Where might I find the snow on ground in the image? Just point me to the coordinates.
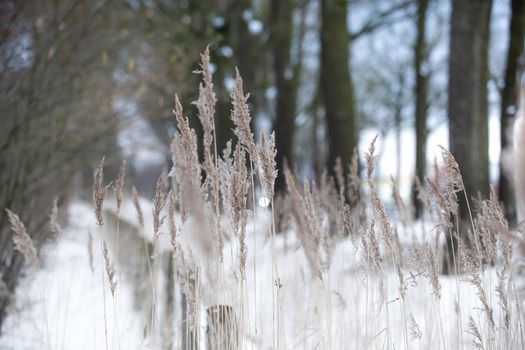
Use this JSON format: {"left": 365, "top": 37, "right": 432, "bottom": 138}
{"left": 0, "top": 198, "right": 522, "bottom": 349}
{"left": 0, "top": 202, "right": 144, "bottom": 350}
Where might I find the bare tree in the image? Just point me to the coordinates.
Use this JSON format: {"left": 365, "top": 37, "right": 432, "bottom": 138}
{"left": 0, "top": 0, "right": 122, "bottom": 328}
{"left": 446, "top": 0, "right": 492, "bottom": 273}
{"left": 271, "top": 0, "right": 301, "bottom": 193}
{"left": 412, "top": 0, "right": 429, "bottom": 218}
{"left": 499, "top": 0, "right": 525, "bottom": 224}
{"left": 320, "top": 0, "right": 357, "bottom": 190}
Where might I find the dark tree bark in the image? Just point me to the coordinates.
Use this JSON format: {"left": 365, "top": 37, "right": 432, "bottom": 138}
{"left": 394, "top": 71, "right": 405, "bottom": 186}
{"left": 271, "top": 0, "right": 298, "bottom": 194}
{"left": 209, "top": 0, "right": 259, "bottom": 155}
{"left": 320, "top": 0, "right": 358, "bottom": 187}
{"left": 445, "top": 0, "right": 492, "bottom": 273}
{"left": 211, "top": 48, "right": 235, "bottom": 154}
{"left": 412, "top": 0, "right": 429, "bottom": 219}
{"left": 231, "top": 0, "right": 257, "bottom": 103}
{"left": 499, "top": 0, "right": 525, "bottom": 225}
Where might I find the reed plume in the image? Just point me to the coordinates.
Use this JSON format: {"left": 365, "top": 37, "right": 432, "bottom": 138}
{"left": 5, "top": 209, "right": 39, "bottom": 270}
{"left": 230, "top": 68, "right": 257, "bottom": 164}
{"left": 219, "top": 142, "right": 250, "bottom": 278}
{"left": 171, "top": 94, "right": 202, "bottom": 222}
{"left": 103, "top": 241, "right": 117, "bottom": 297}
{"left": 193, "top": 46, "right": 220, "bottom": 206}
{"left": 285, "top": 167, "right": 323, "bottom": 280}
{"left": 257, "top": 131, "right": 278, "bottom": 201}
{"left": 93, "top": 156, "right": 112, "bottom": 226}
{"left": 152, "top": 173, "right": 166, "bottom": 245}
{"left": 115, "top": 160, "right": 126, "bottom": 215}
{"left": 167, "top": 189, "right": 178, "bottom": 255}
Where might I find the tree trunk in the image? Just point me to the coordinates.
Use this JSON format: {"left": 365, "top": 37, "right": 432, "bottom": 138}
{"left": 394, "top": 71, "right": 405, "bottom": 187}
{"left": 211, "top": 48, "right": 235, "bottom": 154}
{"left": 320, "top": 0, "right": 358, "bottom": 188}
{"left": 499, "top": 0, "right": 525, "bottom": 225}
{"left": 412, "top": 0, "right": 429, "bottom": 219}
{"left": 445, "top": 0, "right": 492, "bottom": 274}
{"left": 271, "top": 0, "right": 298, "bottom": 194}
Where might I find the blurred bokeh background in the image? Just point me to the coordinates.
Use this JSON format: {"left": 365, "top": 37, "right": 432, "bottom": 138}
{"left": 0, "top": 0, "right": 523, "bottom": 332}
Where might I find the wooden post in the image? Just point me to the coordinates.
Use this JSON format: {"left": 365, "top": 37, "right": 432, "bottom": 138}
{"left": 206, "top": 305, "right": 238, "bottom": 350}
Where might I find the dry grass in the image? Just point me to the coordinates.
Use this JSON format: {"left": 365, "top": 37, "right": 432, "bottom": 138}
{"left": 5, "top": 209, "right": 39, "bottom": 271}
{"left": 5, "top": 48, "right": 525, "bottom": 350}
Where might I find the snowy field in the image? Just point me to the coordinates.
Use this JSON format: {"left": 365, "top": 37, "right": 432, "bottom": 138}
{"left": 1, "top": 195, "right": 523, "bottom": 350}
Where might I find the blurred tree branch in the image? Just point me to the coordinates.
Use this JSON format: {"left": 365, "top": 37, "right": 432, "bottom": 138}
{"left": 349, "top": 0, "right": 415, "bottom": 41}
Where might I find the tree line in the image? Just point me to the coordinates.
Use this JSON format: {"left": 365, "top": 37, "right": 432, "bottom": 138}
{"left": 0, "top": 0, "right": 524, "bottom": 330}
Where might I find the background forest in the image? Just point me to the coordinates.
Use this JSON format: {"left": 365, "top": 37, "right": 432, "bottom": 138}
{"left": 1, "top": 0, "right": 525, "bottom": 349}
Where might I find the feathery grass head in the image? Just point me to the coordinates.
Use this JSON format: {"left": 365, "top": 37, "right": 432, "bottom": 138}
{"left": 426, "top": 243, "right": 441, "bottom": 300}
{"left": 167, "top": 189, "right": 178, "bottom": 256}
{"left": 231, "top": 68, "right": 257, "bottom": 163}
{"left": 103, "top": 241, "right": 117, "bottom": 297}
{"left": 347, "top": 148, "right": 360, "bottom": 203}
{"left": 467, "top": 316, "right": 485, "bottom": 350}
{"left": 365, "top": 135, "right": 378, "bottom": 181}
{"left": 466, "top": 270, "right": 495, "bottom": 331}
{"left": 5, "top": 209, "right": 38, "bottom": 270}
{"left": 192, "top": 45, "right": 217, "bottom": 154}
{"left": 219, "top": 142, "right": 250, "bottom": 237}
{"left": 365, "top": 136, "right": 395, "bottom": 250}
{"left": 171, "top": 94, "right": 202, "bottom": 222}
{"left": 257, "top": 131, "right": 278, "bottom": 201}
{"left": 438, "top": 146, "right": 464, "bottom": 215}
{"left": 496, "top": 268, "right": 510, "bottom": 329}
{"left": 93, "top": 156, "right": 112, "bottom": 226}
{"left": 362, "top": 219, "right": 382, "bottom": 273}
{"left": 152, "top": 172, "right": 166, "bottom": 243}
{"left": 285, "top": 166, "right": 324, "bottom": 280}
{"left": 115, "top": 160, "right": 126, "bottom": 215}
{"left": 193, "top": 47, "right": 221, "bottom": 214}
{"left": 219, "top": 142, "right": 250, "bottom": 278}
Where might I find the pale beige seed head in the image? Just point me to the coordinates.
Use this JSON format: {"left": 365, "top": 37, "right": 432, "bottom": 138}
{"left": 115, "top": 160, "right": 126, "bottom": 215}
{"left": 167, "top": 189, "right": 177, "bottom": 255}
{"left": 230, "top": 68, "right": 257, "bottom": 164}
{"left": 93, "top": 156, "right": 112, "bottom": 226}
{"left": 5, "top": 209, "right": 38, "bottom": 270}
{"left": 152, "top": 173, "right": 166, "bottom": 242}
{"left": 257, "top": 131, "right": 278, "bottom": 201}
{"left": 103, "top": 241, "right": 117, "bottom": 297}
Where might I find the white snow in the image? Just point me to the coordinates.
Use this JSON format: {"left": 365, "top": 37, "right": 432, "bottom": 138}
{"left": 1, "top": 198, "right": 521, "bottom": 349}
